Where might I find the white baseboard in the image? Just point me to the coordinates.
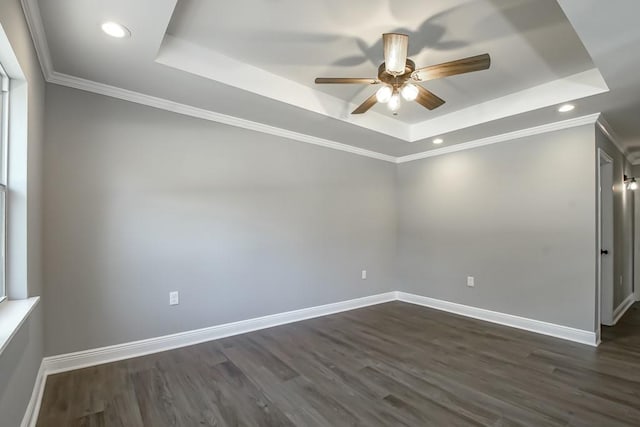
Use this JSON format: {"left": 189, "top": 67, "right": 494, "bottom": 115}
{"left": 21, "top": 291, "right": 395, "bottom": 426}
{"left": 23, "top": 290, "right": 601, "bottom": 425}
{"left": 20, "top": 360, "right": 46, "bottom": 427}
{"left": 43, "top": 292, "right": 396, "bottom": 376}
{"left": 396, "top": 292, "right": 598, "bottom": 347}
{"left": 612, "top": 293, "right": 636, "bottom": 325}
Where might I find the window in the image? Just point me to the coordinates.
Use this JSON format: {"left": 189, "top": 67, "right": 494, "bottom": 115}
{"left": 0, "top": 62, "right": 7, "bottom": 303}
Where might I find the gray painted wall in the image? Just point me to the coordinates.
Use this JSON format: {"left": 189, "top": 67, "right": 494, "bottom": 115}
{"left": 596, "top": 128, "right": 634, "bottom": 308}
{"left": 43, "top": 85, "right": 633, "bottom": 358}
{"left": 0, "top": 305, "right": 43, "bottom": 426}
{"left": 41, "top": 81, "right": 637, "bottom": 361}
{"left": 0, "top": 0, "right": 45, "bottom": 425}
{"left": 43, "top": 84, "right": 397, "bottom": 356}
{"left": 396, "top": 125, "right": 597, "bottom": 331}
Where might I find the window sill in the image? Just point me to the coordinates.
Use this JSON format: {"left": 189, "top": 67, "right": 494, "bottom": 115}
{"left": 0, "top": 296, "right": 40, "bottom": 356}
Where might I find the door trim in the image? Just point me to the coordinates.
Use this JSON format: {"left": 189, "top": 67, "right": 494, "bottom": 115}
{"left": 596, "top": 148, "right": 614, "bottom": 342}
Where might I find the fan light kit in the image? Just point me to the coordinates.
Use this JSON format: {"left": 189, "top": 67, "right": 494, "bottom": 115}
{"left": 101, "top": 21, "right": 131, "bottom": 38}
{"left": 388, "top": 91, "right": 401, "bottom": 113}
{"left": 400, "top": 84, "right": 419, "bottom": 101}
{"left": 315, "top": 33, "right": 491, "bottom": 115}
{"left": 375, "top": 86, "right": 392, "bottom": 103}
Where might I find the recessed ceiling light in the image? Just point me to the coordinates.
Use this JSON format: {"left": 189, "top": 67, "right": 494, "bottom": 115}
{"left": 101, "top": 21, "right": 131, "bottom": 38}
{"left": 433, "top": 138, "right": 444, "bottom": 144}
{"left": 558, "top": 104, "right": 575, "bottom": 113}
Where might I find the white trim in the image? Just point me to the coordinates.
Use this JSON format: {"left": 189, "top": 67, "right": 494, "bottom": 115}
{"left": 0, "top": 297, "right": 39, "bottom": 355}
{"left": 21, "top": 0, "right": 396, "bottom": 164}
{"left": 409, "top": 69, "right": 608, "bottom": 142}
{"left": 47, "top": 71, "right": 396, "bottom": 164}
{"left": 20, "top": 0, "right": 53, "bottom": 80}
{"left": 47, "top": 69, "right": 604, "bottom": 166}
{"left": 23, "top": 290, "right": 602, "bottom": 424}
{"left": 40, "top": 290, "right": 599, "bottom": 375}
{"left": 156, "top": 35, "right": 608, "bottom": 145}
{"left": 20, "top": 0, "right": 613, "bottom": 166}
{"left": 156, "top": 35, "right": 409, "bottom": 141}
{"left": 396, "top": 113, "right": 601, "bottom": 163}
{"left": 43, "top": 292, "right": 396, "bottom": 375}
{"left": 597, "top": 116, "right": 631, "bottom": 162}
{"left": 20, "top": 360, "right": 45, "bottom": 427}
{"left": 39, "top": 69, "right": 610, "bottom": 168}
{"left": 396, "top": 292, "right": 598, "bottom": 346}
{"left": 612, "top": 293, "right": 636, "bottom": 325}
{"left": 597, "top": 148, "right": 615, "bottom": 332}
{"left": 596, "top": 148, "right": 602, "bottom": 340}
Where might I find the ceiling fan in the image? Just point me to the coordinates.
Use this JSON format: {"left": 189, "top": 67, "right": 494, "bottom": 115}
{"left": 315, "top": 33, "right": 491, "bottom": 115}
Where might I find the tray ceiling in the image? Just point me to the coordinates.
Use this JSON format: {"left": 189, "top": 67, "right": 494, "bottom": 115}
{"left": 24, "top": 0, "right": 640, "bottom": 161}
{"left": 167, "top": 0, "right": 596, "bottom": 124}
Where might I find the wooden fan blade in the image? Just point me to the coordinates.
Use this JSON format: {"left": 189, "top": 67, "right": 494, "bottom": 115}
{"left": 415, "top": 85, "right": 445, "bottom": 110}
{"left": 315, "top": 77, "right": 379, "bottom": 84}
{"left": 352, "top": 93, "right": 378, "bottom": 114}
{"left": 412, "top": 54, "right": 491, "bottom": 82}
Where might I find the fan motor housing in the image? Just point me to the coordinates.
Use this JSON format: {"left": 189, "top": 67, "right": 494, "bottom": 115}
{"left": 378, "top": 59, "right": 416, "bottom": 87}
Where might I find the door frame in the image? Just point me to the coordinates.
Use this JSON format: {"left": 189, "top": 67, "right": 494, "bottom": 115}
{"left": 596, "top": 148, "right": 614, "bottom": 342}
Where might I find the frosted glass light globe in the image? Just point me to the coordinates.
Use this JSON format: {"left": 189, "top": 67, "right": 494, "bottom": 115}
{"left": 400, "top": 83, "right": 419, "bottom": 101}
{"left": 376, "top": 86, "right": 393, "bottom": 103}
{"left": 388, "top": 92, "right": 401, "bottom": 112}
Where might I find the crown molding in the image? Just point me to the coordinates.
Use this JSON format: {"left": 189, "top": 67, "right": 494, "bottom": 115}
{"left": 21, "top": 0, "right": 397, "bottom": 164}
{"left": 596, "top": 115, "right": 633, "bottom": 164}
{"left": 408, "top": 68, "right": 608, "bottom": 142}
{"left": 20, "top": 0, "right": 53, "bottom": 79}
{"left": 48, "top": 71, "right": 397, "bottom": 163}
{"left": 36, "top": 66, "right": 611, "bottom": 167}
{"left": 17, "top": 0, "right": 618, "bottom": 166}
{"left": 396, "top": 113, "right": 601, "bottom": 163}
{"left": 45, "top": 69, "right": 607, "bottom": 166}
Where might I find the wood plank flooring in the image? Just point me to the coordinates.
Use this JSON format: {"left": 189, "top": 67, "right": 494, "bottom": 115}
{"left": 37, "top": 301, "right": 640, "bottom": 426}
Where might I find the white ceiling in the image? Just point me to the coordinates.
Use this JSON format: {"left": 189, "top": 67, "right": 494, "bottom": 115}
{"left": 167, "top": 0, "right": 594, "bottom": 124}
{"left": 26, "top": 0, "right": 640, "bottom": 160}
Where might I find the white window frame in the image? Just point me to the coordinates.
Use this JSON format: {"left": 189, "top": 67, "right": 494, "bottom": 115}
{"left": 0, "top": 22, "right": 41, "bottom": 360}
{"left": 0, "top": 62, "right": 7, "bottom": 304}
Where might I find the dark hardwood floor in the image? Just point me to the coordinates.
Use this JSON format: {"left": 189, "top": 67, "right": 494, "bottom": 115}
{"left": 37, "top": 301, "right": 640, "bottom": 426}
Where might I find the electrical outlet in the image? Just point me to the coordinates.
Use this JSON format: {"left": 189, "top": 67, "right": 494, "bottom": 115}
{"left": 169, "top": 291, "right": 179, "bottom": 306}
{"left": 467, "top": 276, "right": 475, "bottom": 287}
{"left": 361, "top": 270, "right": 367, "bottom": 280}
